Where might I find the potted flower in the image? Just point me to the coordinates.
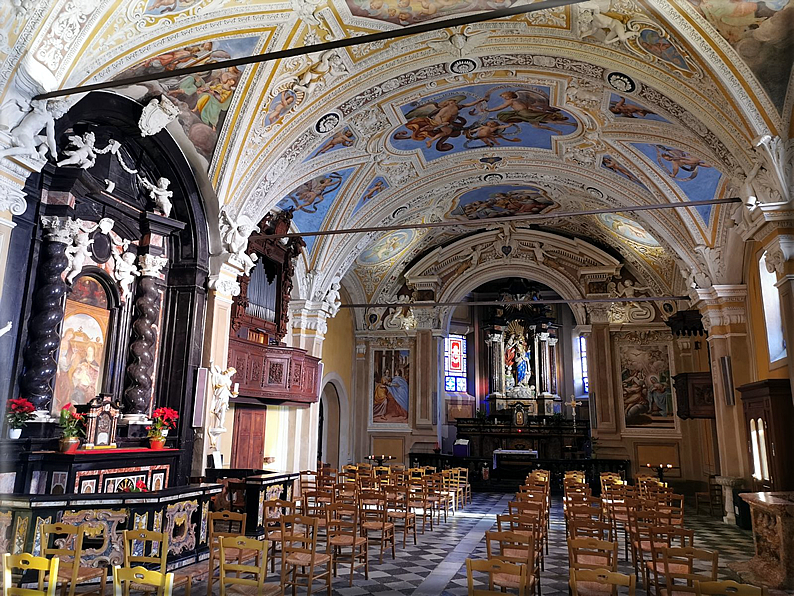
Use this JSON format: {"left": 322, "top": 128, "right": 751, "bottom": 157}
{"left": 147, "top": 407, "right": 178, "bottom": 450}
{"left": 58, "top": 403, "right": 84, "bottom": 453}
{"left": 6, "top": 397, "right": 35, "bottom": 439}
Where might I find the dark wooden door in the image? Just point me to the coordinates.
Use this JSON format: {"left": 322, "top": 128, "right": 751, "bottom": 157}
{"left": 231, "top": 406, "right": 267, "bottom": 469}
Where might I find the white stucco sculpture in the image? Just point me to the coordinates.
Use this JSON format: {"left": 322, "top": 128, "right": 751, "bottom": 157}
{"left": 138, "top": 175, "right": 173, "bottom": 218}
{"left": 64, "top": 231, "right": 93, "bottom": 285}
{"left": 0, "top": 99, "right": 64, "bottom": 162}
{"left": 112, "top": 242, "right": 140, "bottom": 302}
{"left": 578, "top": 0, "right": 639, "bottom": 44}
{"left": 323, "top": 280, "right": 341, "bottom": 316}
{"left": 57, "top": 132, "right": 99, "bottom": 169}
{"left": 210, "top": 364, "right": 237, "bottom": 432}
{"left": 219, "top": 210, "right": 260, "bottom": 275}
{"left": 138, "top": 96, "right": 180, "bottom": 137}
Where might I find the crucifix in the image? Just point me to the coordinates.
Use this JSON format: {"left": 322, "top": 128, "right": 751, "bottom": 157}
{"left": 566, "top": 394, "right": 582, "bottom": 424}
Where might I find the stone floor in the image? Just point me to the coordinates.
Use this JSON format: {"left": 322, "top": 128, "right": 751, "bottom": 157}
{"left": 178, "top": 492, "right": 756, "bottom": 596}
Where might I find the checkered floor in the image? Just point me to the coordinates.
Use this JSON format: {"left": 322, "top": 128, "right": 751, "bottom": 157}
{"left": 182, "top": 493, "right": 756, "bottom": 595}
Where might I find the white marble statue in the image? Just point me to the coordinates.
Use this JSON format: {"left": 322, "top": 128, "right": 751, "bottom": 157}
{"left": 112, "top": 243, "right": 140, "bottom": 302}
{"left": 57, "top": 132, "right": 99, "bottom": 169}
{"left": 291, "top": 48, "right": 347, "bottom": 95}
{"left": 138, "top": 175, "right": 173, "bottom": 218}
{"left": 64, "top": 231, "right": 93, "bottom": 284}
{"left": 219, "top": 210, "right": 259, "bottom": 275}
{"left": 210, "top": 364, "right": 237, "bottom": 431}
{"left": 578, "top": 0, "right": 639, "bottom": 44}
{"left": 324, "top": 280, "right": 341, "bottom": 316}
{"left": 0, "top": 99, "right": 64, "bottom": 162}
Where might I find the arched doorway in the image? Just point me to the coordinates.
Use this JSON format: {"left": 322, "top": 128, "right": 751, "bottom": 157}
{"left": 319, "top": 383, "right": 341, "bottom": 469}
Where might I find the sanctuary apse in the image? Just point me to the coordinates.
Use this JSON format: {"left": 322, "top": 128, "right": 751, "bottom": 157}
{"left": 0, "top": 0, "right": 791, "bottom": 590}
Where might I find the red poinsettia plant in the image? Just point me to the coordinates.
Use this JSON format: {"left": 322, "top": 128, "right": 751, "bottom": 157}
{"left": 119, "top": 480, "right": 148, "bottom": 493}
{"left": 6, "top": 397, "right": 35, "bottom": 429}
{"left": 59, "top": 403, "right": 84, "bottom": 439}
{"left": 146, "top": 407, "right": 179, "bottom": 440}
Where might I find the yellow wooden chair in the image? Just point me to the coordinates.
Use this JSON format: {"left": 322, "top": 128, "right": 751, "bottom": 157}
{"left": 206, "top": 511, "right": 256, "bottom": 596}
{"left": 41, "top": 522, "right": 107, "bottom": 596}
{"left": 694, "top": 581, "right": 767, "bottom": 596}
{"left": 570, "top": 568, "right": 636, "bottom": 596}
{"left": 218, "top": 536, "right": 280, "bottom": 596}
{"left": 280, "top": 515, "right": 332, "bottom": 596}
{"left": 465, "top": 558, "right": 529, "bottom": 596}
{"left": 112, "top": 567, "right": 172, "bottom": 596}
{"left": 122, "top": 529, "right": 191, "bottom": 596}
{"left": 2, "top": 553, "right": 58, "bottom": 596}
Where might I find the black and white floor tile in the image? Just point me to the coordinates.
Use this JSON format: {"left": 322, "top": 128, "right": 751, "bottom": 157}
{"left": 183, "top": 493, "right": 756, "bottom": 595}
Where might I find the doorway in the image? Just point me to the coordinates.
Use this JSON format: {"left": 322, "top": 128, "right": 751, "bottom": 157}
{"left": 319, "top": 383, "right": 341, "bottom": 469}
{"left": 230, "top": 405, "right": 266, "bottom": 469}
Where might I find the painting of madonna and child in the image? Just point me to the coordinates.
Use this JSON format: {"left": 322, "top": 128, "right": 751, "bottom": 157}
{"left": 618, "top": 344, "right": 675, "bottom": 429}
{"left": 372, "top": 350, "right": 410, "bottom": 424}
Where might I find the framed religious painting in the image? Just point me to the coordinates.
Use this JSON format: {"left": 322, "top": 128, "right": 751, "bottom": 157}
{"left": 614, "top": 333, "right": 678, "bottom": 433}
{"left": 370, "top": 348, "right": 411, "bottom": 430}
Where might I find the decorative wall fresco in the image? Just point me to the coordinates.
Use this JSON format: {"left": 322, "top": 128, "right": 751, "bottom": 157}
{"left": 372, "top": 349, "right": 410, "bottom": 424}
{"left": 618, "top": 344, "right": 675, "bottom": 429}
{"left": 597, "top": 213, "right": 660, "bottom": 247}
{"left": 347, "top": 0, "right": 519, "bottom": 26}
{"left": 608, "top": 94, "right": 668, "bottom": 122}
{"left": 633, "top": 143, "right": 723, "bottom": 223}
{"left": 357, "top": 229, "right": 416, "bottom": 264}
{"left": 308, "top": 128, "right": 356, "bottom": 160}
{"left": 635, "top": 28, "right": 692, "bottom": 72}
{"left": 352, "top": 176, "right": 389, "bottom": 215}
{"left": 601, "top": 155, "right": 647, "bottom": 188}
{"left": 144, "top": 0, "right": 201, "bottom": 16}
{"left": 118, "top": 37, "right": 259, "bottom": 163}
{"left": 391, "top": 84, "right": 577, "bottom": 160}
{"left": 275, "top": 167, "right": 356, "bottom": 253}
{"left": 446, "top": 184, "right": 558, "bottom": 221}
{"left": 687, "top": 0, "right": 794, "bottom": 110}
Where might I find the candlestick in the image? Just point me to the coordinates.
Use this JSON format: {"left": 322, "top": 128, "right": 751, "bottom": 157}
{"left": 233, "top": 382, "right": 239, "bottom": 394}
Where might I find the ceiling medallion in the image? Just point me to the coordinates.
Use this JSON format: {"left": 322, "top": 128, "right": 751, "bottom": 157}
{"left": 449, "top": 58, "right": 478, "bottom": 75}
{"left": 482, "top": 173, "right": 504, "bottom": 182}
{"left": 315, "top": 112, "right": 341, "bottom": 134}
{"left": 606, "top": 72, "right": 637, "bottom": 94}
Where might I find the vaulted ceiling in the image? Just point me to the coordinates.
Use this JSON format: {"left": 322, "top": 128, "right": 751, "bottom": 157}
{"left": 2, "top": 0, "right": 791, "bottom": 304}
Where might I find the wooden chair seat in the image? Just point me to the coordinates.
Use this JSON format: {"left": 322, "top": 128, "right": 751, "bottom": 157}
{"left": 131, "top": 574, "right": 191, "bottom": 592}
{"left": 362, "top": 521, "right": 394, "bottom": 531}
{"left": 329, "top": 534, "right": 366, "bottom": 547}
{"left": 284, "top": 552, "right": 331, "bottom": 567}
{"left": 577, "top": 554, "right": 612, "bottom": 567}
{"left": 645, "top": 560, "right": 689, "bottom": 575}
{"left": 493, "top": 572, "right": 536, "bottom": 590}
{"left": 56, "top": 565, "right": 105, "bottom": 583}
{"left": 222, "top": 547, "right": 260, "bottom": 562}
{"left": 632, "top": 540, "right": 666, "bottom": 552}
{"left": 221, "top": 582, "right": 281, "bottom": 596}
{"left": 574, "top": 581, "right": 615, "bottom": 596}
{"left": 387, "top": 511, "right": 415, "bottom": 520}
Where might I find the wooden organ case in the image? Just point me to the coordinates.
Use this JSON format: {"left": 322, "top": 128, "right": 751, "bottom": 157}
{"left": 227, "top": 211, "right": 321, "bottom": 404}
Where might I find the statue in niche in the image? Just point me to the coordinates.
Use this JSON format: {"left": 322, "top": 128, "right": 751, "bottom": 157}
{"left": 516, "top": 341, "right": 532, "bottom": 386}
{"left": 504, "top": 321, "right": 532, "bottom": 388}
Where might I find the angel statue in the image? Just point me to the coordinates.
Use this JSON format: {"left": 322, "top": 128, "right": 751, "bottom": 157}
{"left": 138, "top": 175, "right": 173, "bottom": 218}
{"left": 64, "top": 231, "right": 93, "bottom": 284}
{"left": 210, "top": 364, "right": 237, "bottom": 432}
{"left": 323, "top": 280, "right": 342, "bottom": 316}
{"left": 578, "top": 0, "right": 639, "bottom": 45}
{"left": 290, "top": 48, "right": 347, "bottom": 96}
{"left": 0, "top": 99, "right": 65, "bottom": 163}
{"left": 609, "top": 278, "right": 650, "bottom": 298}
{"left": 57, "top": 131, "right": 99, "bottom": 169}
{"left": 112, "top": 242, "right": 140, "bottom": 302}
{"left": 219, "top": 210, "right": 260, "bottom": 275}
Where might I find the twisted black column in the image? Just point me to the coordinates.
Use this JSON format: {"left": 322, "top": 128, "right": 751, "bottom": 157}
{"left": 20, "top": 239, "right": 69, "bottom": 411}
{"left": 124, "top": 275, "right": 161, "bottom": 415}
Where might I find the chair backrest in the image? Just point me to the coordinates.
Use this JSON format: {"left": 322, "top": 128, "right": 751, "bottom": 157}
{"left": 3, "top": 553, "right": 58, "bottom": 596}
{"left": 281, "top": 515, "right": 320, "bottom": 561}
{"left": 496, "top": 514, "right": 542, "bottom": 541}
{"left": 327, "top": 503, "right": 359, "bottom": 539}
{"left": 358, "top": 490, "right": 388, "bottom": 523}
{"left": 123, "top": 529, "right": 168, "bottom": 571}
{"left": 218, "top": 535, "right": 268, "bottom": 596}
{"left": 508, "top": 500, "right": 544, "bottom": 524}
{"left": 695, "top": 580, "right": 767, "bottom": 596}
{"left": 262, "top": 499, "right": 296, "bottom": 537}
{"left": 41, "top": 522, "right": 82, "bottom": 563}
{"left": 568, "top": 519, "right": 615, "bottom": 542}
{"left": 568, "top": 537, "right": 619, "bottom": 571}
{"left": 208, "top": 510, "right": 247, "bottom": 547}
{"left": 466, "top": 557, "right": 528, "bottom": 596}
{"left": 485, "top": 530, "right": 536, "bottom": 568}
{"left": 660, "top": 546, "right": 719, "bottom": 596}
{"left": 570, "top": 568, "right": 636, "bottom": 596}
{"left": 113, "top": 565, "right": 173, "bottom": 596}
{"left": 566, "top": 503, "right": 605, "bottom": 523}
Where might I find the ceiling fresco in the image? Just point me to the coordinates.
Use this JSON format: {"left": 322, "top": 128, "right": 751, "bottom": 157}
{"left": 390, "top": 84, "right": 578, "bottom": 159}
{"left": 597, "top": 213, "right": 661, "bottom": 247}
{"left": 307, "top": 128, "right": 357, "bottom": 160}
{"left": 357, "top": 229, "right": 418, "bottom": 264}
{"left": 608, "top": 94, "right": 669, "bottom": 123}
{"left": 345, "top": 0, "right": 522, "bottom": 26}
{"left": 447, "top": 184, "right": 558, "bottom": 220}
{"left": 601, "top": 155, "right": 648, "bottom": 189}
{"left": 352, "top": 176, "right": 390, "bottom": 216}
{"left": 686, "top": 0, "right": 794, "bottom": 110}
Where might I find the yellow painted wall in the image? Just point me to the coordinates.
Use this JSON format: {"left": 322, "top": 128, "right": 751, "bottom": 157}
{"left": 321, "top": 305, "right": 354, "bottom": 396}
{"left": 747, "top": 242, "right": 789, "bottom": 380}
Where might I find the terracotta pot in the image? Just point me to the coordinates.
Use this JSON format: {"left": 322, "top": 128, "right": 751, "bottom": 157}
{"left": 8, "top": 428, "right": 21, "bottom": 440}
{"left": 60, "top": 438, "right": 80, "bottom": 453}
{"left": 149, "top": 438, "right": 165, "bottom": 450}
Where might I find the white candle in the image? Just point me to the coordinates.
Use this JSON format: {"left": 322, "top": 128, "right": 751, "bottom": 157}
{"left": 233, "top": 383, "right": 239, "bottom": 394}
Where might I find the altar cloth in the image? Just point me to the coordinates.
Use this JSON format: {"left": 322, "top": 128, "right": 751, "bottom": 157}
{"left": 492, "top": 448, "right": 539, "bottom": 468}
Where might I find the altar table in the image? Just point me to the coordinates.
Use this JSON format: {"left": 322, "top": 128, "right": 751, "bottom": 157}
{"left": 493, "top": 448, "right": 539, "bottom": 469}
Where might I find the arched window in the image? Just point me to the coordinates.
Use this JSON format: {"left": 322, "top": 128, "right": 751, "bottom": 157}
{"left": 53, "top": 275, "right": 113, "bottom": 414}
{"left": 759, "top": 251, "right": 786, "bottom": 363}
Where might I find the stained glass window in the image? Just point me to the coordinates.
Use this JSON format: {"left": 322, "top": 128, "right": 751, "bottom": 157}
{"left": 444, "top": 334, "right": 468, "bottom": 393}
{"left": 579, "top": 335, "right": 589, "bottom": 394}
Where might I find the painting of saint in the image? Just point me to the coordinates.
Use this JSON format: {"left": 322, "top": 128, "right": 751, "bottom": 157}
{"left": 372, "top": 349, "right": 410, "bottom": 424}
{"left": 116, "top": 37, "right": 258, "bottom": 165}
{"left": 53, "top": 299, "right": 110, "bottom": 414}
{"left": 448, "top": 184, "right": 557, "bottom": 221}
{"left": 618, "top": 344, "right": 675, "bottom": 428}
{"left": 391, "top": 84, "right": 577, "bottom": 160}
{"left": 637, "top": 29, "right": 690, "bottom": 71}
{"left": 608, "top": 94, "right": 668, "bottom": 122}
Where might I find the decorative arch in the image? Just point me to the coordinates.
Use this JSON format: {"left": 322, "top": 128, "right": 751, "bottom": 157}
{"left": 319, "top": 372, "right": 352, "bottom": 467}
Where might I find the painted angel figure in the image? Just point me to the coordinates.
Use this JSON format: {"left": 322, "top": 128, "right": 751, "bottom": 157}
{"left": 138, "top": 175, "right": 174, "bottom": 218}
{"left": 112, "top": 243, "right": 140, "bottom": 302}
{"left": 0, "top": 99, "right": 63, "bottom": 162}
{"left": 57, "top": 131, "right": 99, "bottom": 169}
{"left": 210, "top": 364, "right": 237, "bottom": 431}
{"left": 64, "top": 231, "right": 93, "bottom": 285}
